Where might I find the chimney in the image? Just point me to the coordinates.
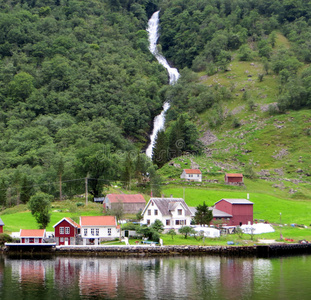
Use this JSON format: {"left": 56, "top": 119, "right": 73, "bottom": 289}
{"left": 247, "top": 193, "right": 249, "bottom": 200}
{"left": 170, "top": 194, "right": 173, "bottom": 198}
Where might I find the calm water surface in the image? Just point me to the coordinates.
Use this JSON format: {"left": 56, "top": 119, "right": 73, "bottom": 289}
{"left": 0, "top": 254, "right": 310, "bottom": 300}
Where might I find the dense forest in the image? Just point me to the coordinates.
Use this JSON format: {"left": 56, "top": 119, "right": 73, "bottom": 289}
{"left": 0, "top": 0, "right": 168, "bottom": 203}
{"left": 0, "top": 0, "right": 311, "bottom": 206}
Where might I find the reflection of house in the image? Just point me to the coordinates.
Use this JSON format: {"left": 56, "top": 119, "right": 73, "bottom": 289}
{"left": 80, "top": 216, "right": 119, "bottom": 245}
{"left": 180, "top": 169, "right": 202, "bottom": 182}
{"left": 79, "top": 259, "right": 119, "bottom": 298}
{"left": 20, "top": 229, "right": 46, "bottom": 243}
{"left": 224, "top": 173, "right": 244, "bottom": 185}
{"left": 0, "top": 217, "right": 4, "bottom": 233}
{"left": 142, "top": 198, "right": 192, "bottom": 230}
{"left": 53, "top": 217, "right": 80, "bottom": 246}
{"left": 213, "top": 199, "right": 253, "bottom": 226}
{"left": 104, "top": 194, "right": 146, "bottom": 214}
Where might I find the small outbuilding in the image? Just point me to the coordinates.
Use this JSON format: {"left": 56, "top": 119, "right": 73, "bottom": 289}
{"left": 20, "top": 229, "right": 46, "bottom": 244}
{"left": 224, "top": 173, "right": 244, "bottom": 185}
{"left": 180, "top": 169, "right": 202, "bottom": 182}
{"left": 104, "top": 194, "right": 146, "bottom": 214}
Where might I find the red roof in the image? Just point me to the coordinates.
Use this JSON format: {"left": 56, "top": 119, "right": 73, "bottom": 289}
{"left": 80, "top": 216, "right": 117, "bottom": 226}
{"left": 20, "top": 229, "right": 46, "bottom": 238}
{"left": 183, "top": 169, "right": 201, "bottom": 174}
{"left": 225, "top": 173, "right": 243, "bottom": 177}
{"left": 53, "top": 217, "right": 81, "bottom": 228}
{"left": 106, "top": 194, "right": 146, "bottom": 204}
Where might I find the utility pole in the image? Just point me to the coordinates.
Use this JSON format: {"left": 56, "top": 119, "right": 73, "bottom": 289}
{"left": 85, "top": 177, "right": 88, "bottom": 206}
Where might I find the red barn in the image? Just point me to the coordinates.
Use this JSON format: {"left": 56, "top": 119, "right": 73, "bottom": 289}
{"left": 225, "top": 173, "right": 244, "bottom": 184}
{"left": 214, "top": 198, "right": 253, "bottom": 226}
{"left": 104, "top": 194, "right": 146, "bottom": 214}
{"left": 53, "top": 217, "right": 80, "bottom": 246}
{"left": 20, "top": 229, "right": 46, "bottom": 243}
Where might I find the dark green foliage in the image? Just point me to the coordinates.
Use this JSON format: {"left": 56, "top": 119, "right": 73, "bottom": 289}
{"left": 20, "top": 175, "right": 34, "bottom": 204}
{"left": 193, "top": 201, "right": 213, "bottom": 226}
{"left": 0, "top": 0, "right": 165, "bottom": 207}
{"left": 178, "top": 226, "right": 196, "bottom": 239}
{"left": 167, "top": 228, "right": 176, "bottom": 240}
{"left": 0, "top": 233, "right": 13, "bottom": 246}
{"left": 151, "top": 219, "right": 164, "bottom": 233}
{"left": 28, "top": 192, "right": 53, "bottom": 229}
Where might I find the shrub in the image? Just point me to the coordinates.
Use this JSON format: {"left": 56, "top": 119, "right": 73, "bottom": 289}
{"left": 0, "top": 233, "right": 13, "bottom": 246}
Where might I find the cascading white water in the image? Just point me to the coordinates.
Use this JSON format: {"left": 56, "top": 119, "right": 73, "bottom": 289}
{"left": 145, "top": 11, "right": 180, "bottom": 158}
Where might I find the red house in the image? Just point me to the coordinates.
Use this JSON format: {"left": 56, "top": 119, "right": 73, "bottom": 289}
{"left": 225, "top": 173, "right": 244, "bottom": 184}
{"left": 0, "top": 217, "right": 4, "bottom": 233}
{"left": 53, "top": 217, "right": 80, "bottom": 246}
{"left": 20, "top": 229, "right": 46, "bottom": 243}
{"left": 213, "top": 198, "right": 253, "bottom": 226}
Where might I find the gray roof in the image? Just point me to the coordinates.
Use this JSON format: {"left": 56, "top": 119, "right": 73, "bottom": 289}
{"left": 145, "top": 198, "right": 192, "bottom": 216}
{"left": 0, "top": 217, "right": 4, "bottom": 226}
{"left": 189, "top": 206, "right": 232, "bottom": 218}
{"left": 212, "top": 208, "right": 232, "bottom": 218}
{"left": 215, "top": 198, "right": 253, "bottom": 205}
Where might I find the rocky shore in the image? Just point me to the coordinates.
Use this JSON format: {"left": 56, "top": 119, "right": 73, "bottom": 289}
{"left": 4, "top": 243, "right": 311, "bottom": 258}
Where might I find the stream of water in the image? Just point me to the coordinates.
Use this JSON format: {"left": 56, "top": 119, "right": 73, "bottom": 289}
{"left": 145, "top": 11, "right": 180, "bottom": 158}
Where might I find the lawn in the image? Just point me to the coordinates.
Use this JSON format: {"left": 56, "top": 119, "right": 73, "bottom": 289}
{"left": 163, "top": 186, "right": 311, "bottom": 225}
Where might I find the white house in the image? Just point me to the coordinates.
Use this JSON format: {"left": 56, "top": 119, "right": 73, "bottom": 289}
{"left": 141, "top": 198, "right": 193, "bottom": 230}
{"left": 180, "top": 169, "right": 202, "bottom": 182}
{"left": 80, "top": 216, "right": 120, "bottom": 245}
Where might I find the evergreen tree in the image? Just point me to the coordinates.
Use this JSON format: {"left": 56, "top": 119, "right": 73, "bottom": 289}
{"left": 20, "top": 175, "right": 33, "bottom": 204}
{"left": 194, "top": 202, "right": 213, "bottom": 227}
{"left": 0, "top": 179, "right": 7, "bottom": 207}
{"left": 152, "top": 130, "right": 169, "bottom": 167}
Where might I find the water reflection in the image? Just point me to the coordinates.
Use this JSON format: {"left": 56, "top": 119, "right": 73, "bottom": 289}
{"left": 1, "top": 255, "right": 311, "bottom": 299}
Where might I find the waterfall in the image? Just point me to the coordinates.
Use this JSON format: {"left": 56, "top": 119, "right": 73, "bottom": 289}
{"left": 145, "top": 11, "right": 180, "bottom": 158}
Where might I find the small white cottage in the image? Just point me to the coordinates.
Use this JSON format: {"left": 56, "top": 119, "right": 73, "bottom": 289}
{"left": 141, "top": 197, "right": 193, "bottom": 230}
{"left": 180, "top": 169, "right": 202, "bottom": 182}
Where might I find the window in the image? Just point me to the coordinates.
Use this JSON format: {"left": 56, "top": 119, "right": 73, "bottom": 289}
{"left": 96, "top": 229, "right": 99, "bottom": 236}
{"left": 151, "top": 202, "right": 154, "bottom": 206}
{"left": 154, "top": 209, "right": 158, "bottom": 215}
{"left": 166, "top": 220, "right": 170, "bottom": 226}
{"left": 84, "top": 228, "right": 88, "bottom": 236}
{"left": 178, "top": 209, "right": 182, "bottom": 215}
{"left": 60, "top": 237, "right": 64, "bottom": 242}
{"left": 148, "top": 209, "right": 151, "bottom": 215}
{"left": 65, "top": 227, "right": 70, "bottom": 234}
{"left": 60, "top": 227, "right": 64, "bottom": 234}
{"left": 25, "top": 238, "right": 29, "bottom": 243}
{"left": 91, "top": 228, "right": 95, "bottom": 236}
{"left": 34, "top": 238, "right": 39, "bottom": 243}
{"left": 108, "top": 228, "right": 111, "bottom": 236}
{"left": 175, "top": 220, "right": 180, "bottom": 225}
{"left": 147, "top": 219, "right": 150, "bottom": 225}
{"left": 175, "top": 220, "right": 185, "bottom": 225}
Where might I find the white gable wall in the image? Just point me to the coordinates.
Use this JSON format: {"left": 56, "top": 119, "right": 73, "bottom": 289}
{"left": 142, "top": 201, "right": 192, "bottom": 230}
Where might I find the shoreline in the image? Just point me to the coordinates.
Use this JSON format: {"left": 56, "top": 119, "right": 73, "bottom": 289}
{"left": 3, "top": 243, "right": 311, "bottom": 258}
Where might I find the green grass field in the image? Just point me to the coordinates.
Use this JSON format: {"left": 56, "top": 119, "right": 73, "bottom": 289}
{"left": 163, "top": 186, "right": 311, "bottom": 225}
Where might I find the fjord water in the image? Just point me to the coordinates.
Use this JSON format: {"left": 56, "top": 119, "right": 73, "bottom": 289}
{"left": 145, "top": 11, "right": 180, "bottom": 158}
{"left": 1, "top": 255, "right": 311, "bottom": 300}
